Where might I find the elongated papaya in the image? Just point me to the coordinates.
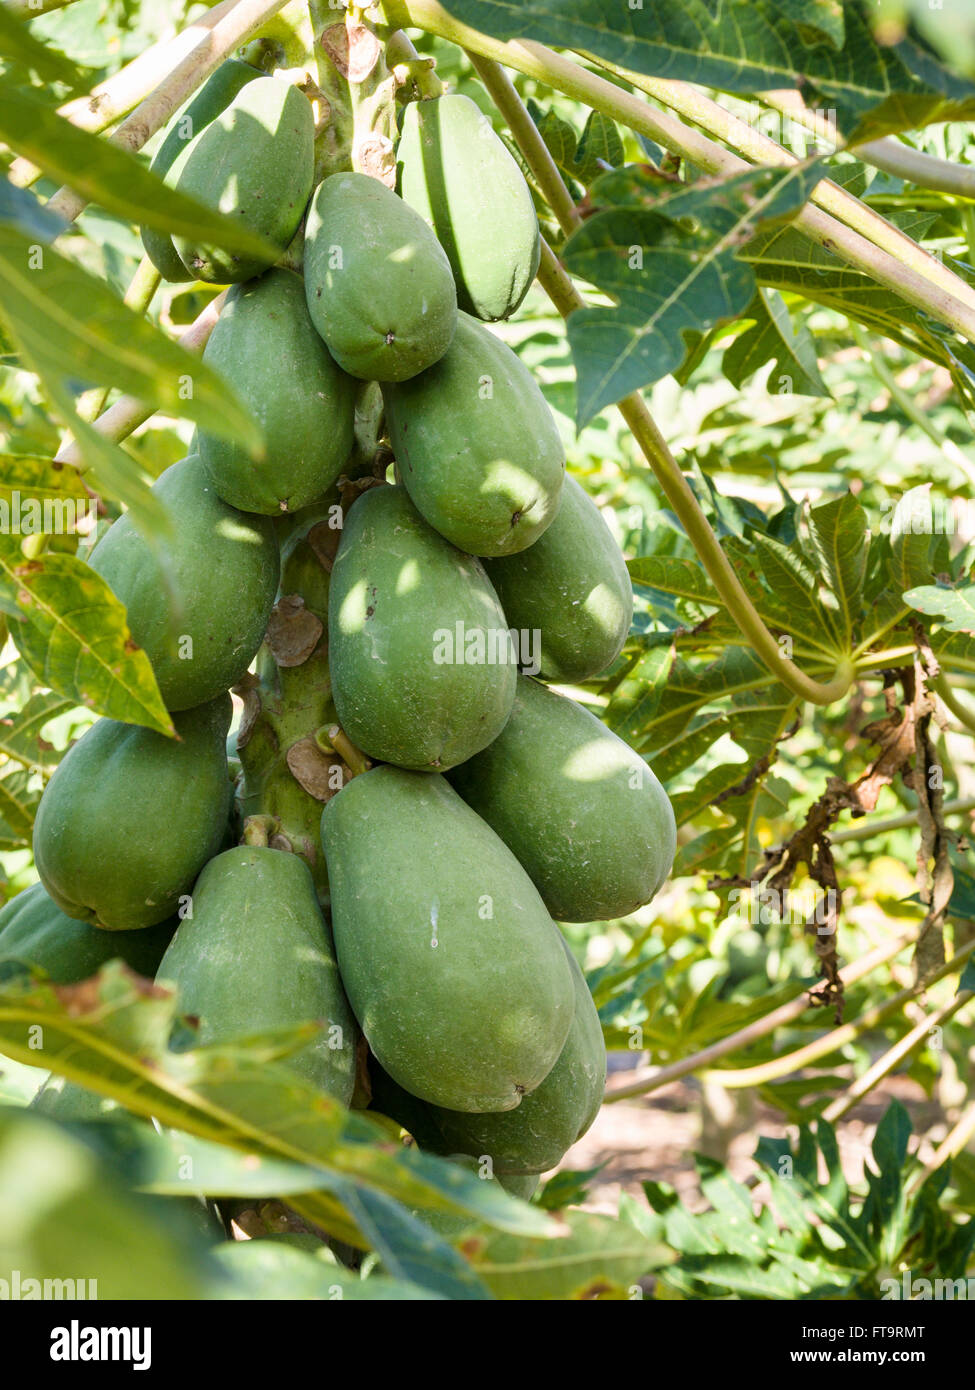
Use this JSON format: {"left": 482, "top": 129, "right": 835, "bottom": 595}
{"left": 328, "top": 485, "right": 516, "bottom": 771}
{"left": 169, "top": 77, "right": 314, "bottom": 283}
{"left": 156, "top": 847, "right": 356, "bottom": 1103}
{"left": 88, "top": 455, "right": 279, "bottom": 711}
{"left": 398, "top": 93, "right": 541, "bottom": 322}
{"left": 33, "top": 695, "right": 233, "bottom": 931}
{"left": 142, "top": 59, "right": 261, "bottom": 282}
{"left": 0, "top": 883, "right": 176, "bottom": 982}
{"left": 485, "top": 475, "right": 633, "bottom": 682}
{"left": 383, "top": 312, "right": 564, "bottom": 556}
{"left": 197, "top": 270, "right": 356, "bottom": 514}
{"left": 303, "top": 172, "right": 457, "bottom": 381}
{"left": 321, "top": 767, "right": 575, "bottom": 1112}
{"left": 370, "top": 936, "right": 605, "bottom": 1174}
{"left": 449, "top": 677, "right": 676, "bottom": 922}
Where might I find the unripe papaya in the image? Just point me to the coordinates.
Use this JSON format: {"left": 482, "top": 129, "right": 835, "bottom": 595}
{"left": 142, "top": 59, "right": 261, "bottom": 282}
{"left": 328, "top": 485, "right": 516, "bottom": 771}
{"left": 303, "top": 172, "right": 457, "bottom": 381}
{"left": 485, "top": 475, "right": 633, "bottom": 683}
{"left": 197, "top": 270, "right": 356, "bottom": 514}
{"left": 383, "top": 312, "right": 564, "bottom": 557}
{"left": 398, "top": 93, "right": 541, "bottom": 322}
{"left": 33, "top": 695, "right": 233, "bottom": 931}
{"left": 321, "top": 766, "right": 575, "bottom": 1112}
{"left": 0, "top": 883, "right": 176, "bottom": 982}
{"left": 449, "top": 677, "right": 676, "bottom": 922}
{"left": 88, "top": 456, "right": 279, "bottom": 711}
{"left": 370, "top": 937, "right": 605, "bottom": 1175}
{"left": 156, "top": 847, "right": 356, "bottom": 1103}
{"left": 169, "top": 77, "right": 314, "bottom": 283}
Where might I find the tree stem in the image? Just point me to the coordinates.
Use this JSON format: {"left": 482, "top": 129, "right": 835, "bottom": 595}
{"left": 470, "top": 52, "right": 852, "bottom": 707}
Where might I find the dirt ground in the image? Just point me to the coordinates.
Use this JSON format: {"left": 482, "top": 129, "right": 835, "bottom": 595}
{"left": 568, "top": 1073, "right": 949, "bottom": 1217}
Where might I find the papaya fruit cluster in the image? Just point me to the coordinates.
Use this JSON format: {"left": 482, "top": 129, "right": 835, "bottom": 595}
{"left": 2, "top": 70, "right": 677, "bottom": 1191}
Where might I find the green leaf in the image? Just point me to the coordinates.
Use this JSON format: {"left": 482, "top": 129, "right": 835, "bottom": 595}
{"left": 807, "top": 493, "right": 868, "bottom": 642}
{"left": 889, "top": 486, "right": 938, "bottom": 594}
{"left": 459, "top": 1210, "right": 656, "bottom": 1299}
{"left": 0, "top": 227, "right": 261, "bottom": 455}
{"left": 0, "top": 690, "right": 74, "bottom": 768}
{"left": 903, "top": 583, "right": 975, "bottom": 635}
{"left": 564, "top": 162, "right": 828, "bottom": 425}
{"left": 0, "top": 85, "right": 280, "bottom": 262}
{"left": 722, "top": 289, "right": 830, "bottom": 399}
{"left": 211, "top": 1240, "right": 442, "bottom": 1300}
{"left": 0, "top": 8, "right": 87, "bottom": 89}
{"left": 0, "top": 540, "right": 174, "bottom": 733}
{"left": 437, "top": 1, "right": 975, "bottom": 141}
{"left": 0, "top": 964, "right": 553, "bottom": 1251}
{"left": 0, "top": 1106, "right": 226, "bottom": 1299}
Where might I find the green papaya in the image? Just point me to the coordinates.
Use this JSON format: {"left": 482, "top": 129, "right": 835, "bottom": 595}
{"left": 0, "top": 883, "right": 176, "bottom": 982}
{"left": 88, "top": 455, "right": 280, "bottom": 711}
{"left": 398, "top": 93, "right": 541, "bottom": 322}
{"left": 197, "top": 270, "right": 356, "bottom": 514}
{"left": 33, "top": 695, "right": 233, "bottom": 931}
{"left": 303, "top": 171, "right": 457, "bottom": 381}
{"left": 368, "top": 937, "right": 605, "bottom": 1175}
{"left": 142, "top": 59, "right": 261, "bottom": 282}
{"left": 321, "top": 766, "right": 575, "bottom": 1112}
{"left": 484, "top": 475, "right": 633, "bottom": 683}
{"left": 383, "top": 312, "right": 564, "bottom": 557}
{"left": 156, "top": 847, "right": 356, "bottom": 1103}
{"left": 169, "top": 77, "right": 314, "bottom": 283}
{"left": 449, "top": 677, "right": 676, "bottom": 922}
{"left": 328, "top": 485, "right": 516, "bottom": 771}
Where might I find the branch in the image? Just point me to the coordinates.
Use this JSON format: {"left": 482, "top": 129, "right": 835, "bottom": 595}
{"left": 763, "top": 89, "right": 975, "bottom": 203}
{"left": 383, "top": 1, "right": 975, "bottom": 346}
{"left": 820, "top": 988, "right": 973, "bottom": 1123}
{"left": 44, "top": 0, "right": 293, "bottom": 226}
{"left": 54, "top": 291, "right": 227, "bottom": 469}
{"left": 4, "top": 0, "right": 78, "bottom": 14}
{"left": 468, "top": 52, "right": 852, "bottom": 708}
{"left": 701, "top": 935, "right": 975, "bottom": 1090}
{"left": 604, "top": 929, "right": 918, "bottom": 1103}
{"left": 829, "top": 796, "right": 975, "bottom": 844}
{"left": 8, "top": 0, "right": 242, "bottom": 189}
{"left": 592, "top": 62, "right": 975, "bottom": 323}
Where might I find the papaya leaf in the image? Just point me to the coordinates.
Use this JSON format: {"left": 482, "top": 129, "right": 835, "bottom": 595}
{"left": 564, "top": 161, "right": 828, "bottom": 425}
{"left": 456, "top": 1210, "right": 660, "bottom": 1300}
{"left": 0, "top": 690, "right": 73, "bottom": 769}
{"left": 602, "top": 640, "right": 675, "bottom": 749}
{"left": 722, "top": 288, "right": 830, "bottom": 399}
{"left": 210, "top": 1241, "right": 442, "bottom": 1301}
{"left": 888, "top": 485, "right": 939, "bottom": 593}
{"left": 0, "top": 541, "right": 174, "bottom": 734}
{"left": 433, "top": 0, "right": 975, "bottom": 141}
{"left": 0, "top": 764, "right": 39, "bottom": 845}
{"left": 0, "top": 228, "right": 262, "bottom": 455}
{"left": 903, "top": 583, "right": 975, "bottom": 635}
{"left": 0, "top": 964, "right": 553, "bottom": 1249}
{"left": 0, "top": 85, "right": 280, "bottom": 263}
{"left": 0, "top": 8, "right": 88, "bottom": 90}
{"left": 0, "top": 1105, "right": 224, "bottom": 1300}
{"left": 807, "top": 493, "right": 868, "bottom": 643}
